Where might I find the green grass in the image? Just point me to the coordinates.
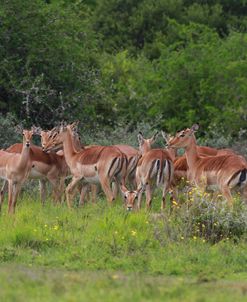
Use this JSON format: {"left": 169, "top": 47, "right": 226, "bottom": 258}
{"left": 0, "top": 192, "right": 246, "bottom": 301}
{"left": 0, "top": 265, "right": 247, "bottom": 302}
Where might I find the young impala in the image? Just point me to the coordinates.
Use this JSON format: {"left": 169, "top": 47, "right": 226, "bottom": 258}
{"left": 0, "top": 128, "right": 34, "bottom": 213}
{"left": 168, "top": 124, "right": 247, "bottom": 205}
{"left": 3, "top": 128, "right": 68, "bottom": 204}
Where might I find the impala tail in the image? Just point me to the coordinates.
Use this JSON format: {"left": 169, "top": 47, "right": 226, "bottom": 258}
{"left": 156, "top": 159, "right": 173, "bottom": 187}
{"left": 108, "top": 155, "right": 128, "bottom": 182}
{"left": 228, "top": 169, "right": 247, "bottom": 188}
{"left": 127, "top": 155, "right": 140, "bottom": 177}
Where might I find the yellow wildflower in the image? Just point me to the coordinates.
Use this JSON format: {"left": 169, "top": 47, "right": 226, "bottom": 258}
{"left": 172, "top": 200, "right": 178, "bottom": 206}
{"left": 112, "top": 274, "right": 119, "bottom": 280}
{"left": 131, "top": 230, "right": 137, "bottom": 236}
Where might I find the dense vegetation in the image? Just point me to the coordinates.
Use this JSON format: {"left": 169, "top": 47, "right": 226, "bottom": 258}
{"left": 1, "top": 0, "right": 247, "bottom": 139}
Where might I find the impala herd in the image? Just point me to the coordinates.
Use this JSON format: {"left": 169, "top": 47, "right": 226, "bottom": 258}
{"left": 0, "top": 122, "right": 246, "bottom": 214}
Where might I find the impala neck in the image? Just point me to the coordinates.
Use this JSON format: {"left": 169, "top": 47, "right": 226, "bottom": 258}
{"left": 18, "top": 139, "right": 31, "bottom": 171}
{"left": 140, "top": 142, "right": 151, "bottom": 155}
{"left": 184, "top": 135, "right": 200, "bottom": 168}
{"left": 167, "top": 148, "right": 177, "bottom": 161}
{"left": 61, "top": 129, "right": 77, "bottom": 166}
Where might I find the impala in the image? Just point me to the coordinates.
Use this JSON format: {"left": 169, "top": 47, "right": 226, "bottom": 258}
{"left": 120, "top": 184, "right": 144, "bottom": 211}
{"left": 70, "top": 122, "right": 141, "bottom": 187}
{"left": 41, "top": 124, "right": 127, "bottom": 206}
{"left": 0, "top": 128, "right": 34, "bottom": 213}
{"left": 135, "top": 132, "right": 174, "bottom": 210}
{"left": 168, "top": 124, "right": 247, "bottom": 205}
{"left": 162, "top": 130, "right": 238, "bottom": 185}
{"left": 68, "top": 126, "right": 159, "bottom": 200}
{"left": 2, "top": 129, "right": 68, "bottom": 204}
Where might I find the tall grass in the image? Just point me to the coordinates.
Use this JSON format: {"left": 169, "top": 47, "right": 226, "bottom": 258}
{"left": 0, "top": 189, "right": 246, "bottom": 279}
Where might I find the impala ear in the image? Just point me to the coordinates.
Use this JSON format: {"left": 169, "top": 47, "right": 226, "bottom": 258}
{"left": 15, "top": 124, "right": 23, "bottom": 134}
{"left": 137, "top": 132, "right": 145, "bottom": 146}
{"left": 70, "top": 121, "right": 79, "bottom": 131}
{"left": 31, "top": 126, "right": 42, "bottom": 135}
{"left": 161, "top": 131, "right": 170, "bottom": 144}
{"left": 191, "top": 124, "right": 199, "bottom": 132}
{"left": 59, "top": 121, "right": 67, "bottom": 133}
{"left": 120, "top": 183, "right": 128, "bottom": 195}
{"left": 151, "top": 131, "right": 159, "bottom": 142}
{"left": 137, "top": 184, "right": 145, "bottom": 195}
{"left": 50, "top": 126, "right": 59, "bottom": 133}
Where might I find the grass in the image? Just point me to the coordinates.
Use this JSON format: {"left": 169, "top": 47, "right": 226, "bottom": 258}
{"left": 0, "top": 265, "right": 247, "bottom": 302}
{"left": 0, "top": 190, "right": 246, "bottom": 301}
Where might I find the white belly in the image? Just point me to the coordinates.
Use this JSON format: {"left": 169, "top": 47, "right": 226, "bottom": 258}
{"left": 84, "top": 175, "right": 100, "bottom": 184}
{"left": 76, "top": 163, "right": 99, "bottom": 183}
{"left": 0, "top": 167, "right": 7, "bottom": 180}
{"left": 29, "top": 168, "right": 44, "bottom": 179}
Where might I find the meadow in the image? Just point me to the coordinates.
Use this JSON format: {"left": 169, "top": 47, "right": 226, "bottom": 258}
{"left": 0, "top": 188, "right": 246, "bottom": 302}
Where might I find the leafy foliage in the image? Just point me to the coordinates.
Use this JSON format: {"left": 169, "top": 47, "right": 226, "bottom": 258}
{"left": 0, "top": 0, "right": 247, "bottom": 137}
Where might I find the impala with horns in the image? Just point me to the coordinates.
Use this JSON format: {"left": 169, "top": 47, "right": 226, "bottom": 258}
{"left": 168, "top": 124, "right": 247, "bottom": 205}
{"left": 3, "top": 126, "right": 68, "bottom": 205}
{"left": 0, "top": 127, "right": 34, "bottom": 213}
{"left": 136, "top": 132, "right": 174, "bottom": 210}
{"left": 41, "top": 123, "right": 127, "bottom": 206}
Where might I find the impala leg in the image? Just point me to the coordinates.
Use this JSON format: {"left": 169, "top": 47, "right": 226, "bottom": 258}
{"left": 129, "top": 174, "right": 137, "bottom": 190}
{"left": 58, "top": 177, "right": 65, "bottom": 203}
{"left": 0, "top": 180, "right": 8, "bottom": 211}
{"left": 161, "top": 182, "right": 169, "bottom": 210}
{"left": 145, "top": 183, "right": 152, "bottom": 210}
{"left": 77, "top": 181, "right": 82, "bottom": 196}
{"left": 100, "top": 177, "right": 114, "bottom": 204}
{"left": 66, "top": 176, "right": 81, "bottom": 208}
{"left": 10, "top": 182, "right": 22, "bottom": 214}
{"left": 39, "top": 179, "right": 46, "bottom": 206}
{"left": 91, "top": 184, "right": 98, "bottom": 203}
{"left": 7, "top": 180, "right": 13, "bottom": 214}
{"left": 221, "top": 186, "right": 233, "bottom": 207}
{"left": 79, "top": 183, "right": 88, "bottom": 206}
{"left": 84, "top": 184, "right": 93, "bottom": 202}
{"left": 112, "top": 181, "right": 118, "bottom": 200}
{"left": 242, "top": 186, "right": 247, "bottom": 204}
{"left": 136, "top": 174, "right": 143, "bottom": 210}
{"left": 49, "top": 178, "right": 61, "bottom": 204}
